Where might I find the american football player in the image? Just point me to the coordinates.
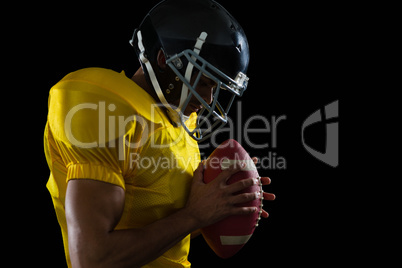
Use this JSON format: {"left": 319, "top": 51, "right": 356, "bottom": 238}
{"left": 44, "top": 0, "right": 275, "bottom": 267}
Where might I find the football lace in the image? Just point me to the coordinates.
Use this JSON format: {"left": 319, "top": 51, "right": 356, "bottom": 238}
{"left": 255, "top": 177, "right": 264, "bottom": 227}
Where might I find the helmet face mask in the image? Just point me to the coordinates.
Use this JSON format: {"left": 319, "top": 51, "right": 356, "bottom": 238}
{"left": 166, "top": 48, "right": 249, "bottom": 141}
{"left": 131, "top": 0, "right": 250, "bottom": 142}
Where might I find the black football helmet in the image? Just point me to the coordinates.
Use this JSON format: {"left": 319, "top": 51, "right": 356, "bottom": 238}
{"left": 130, "top": 0, "right": 250, "bottom": 141}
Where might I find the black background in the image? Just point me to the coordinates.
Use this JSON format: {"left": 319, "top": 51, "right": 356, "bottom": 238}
{"left": 12, "top": 0, "right": 354, "bottom": 266}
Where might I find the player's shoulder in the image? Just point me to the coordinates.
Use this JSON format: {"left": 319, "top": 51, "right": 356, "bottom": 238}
{"left": 47, "top": 68, "right": 167, "bottom": 145}
{"left": 53, "top": 67, "right": 135, "bottom": 100}
{"left": 50, "top": 67, "right": 163, "bottom": 120}
{"left": 60, "top": 67, "right": 128, "bottom": 88}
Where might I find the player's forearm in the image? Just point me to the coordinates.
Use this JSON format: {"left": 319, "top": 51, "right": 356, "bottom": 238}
{"left": 70, "top": 208, "right": 198, "bottom": 268}
{"left": 110, "top": 208, "right": 198, "bottom": 267}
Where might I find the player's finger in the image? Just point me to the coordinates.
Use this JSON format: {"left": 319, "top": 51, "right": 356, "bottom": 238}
{"left": 261, "top": 209, "right": 269, "bottom": 218}
{"left": 226, "top": 177, "right": 258, "bottom": 194}
{"left": 231, "top": 206, "right": 257, "bottom": 216}
{"left": 229, "top": 191, "right": 260, "bottom": 205}
{"left": 252, "top": 157, "right": 258, "bottom": 164}
{"left": 263, "top": 192, "right": 276, "bottom": 201}
{"left": 260, "top": 176, "right": 271, "bottom": 185}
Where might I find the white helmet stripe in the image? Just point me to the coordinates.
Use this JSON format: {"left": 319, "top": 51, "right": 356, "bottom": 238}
{"left": 177, "top": 32, "right": 208, "bottom": 110}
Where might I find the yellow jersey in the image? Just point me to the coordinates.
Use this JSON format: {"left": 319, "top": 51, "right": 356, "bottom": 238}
{"left": 44, "top": 67, "right": 200, "bottom": 267}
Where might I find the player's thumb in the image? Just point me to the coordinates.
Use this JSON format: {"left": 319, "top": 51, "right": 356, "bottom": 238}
{"left": 192, "top": 162, "right": 205, "bottom": 183}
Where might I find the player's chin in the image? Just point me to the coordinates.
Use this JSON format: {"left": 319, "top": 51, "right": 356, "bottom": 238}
{"left": 183, "top": 108, "right": 194, "bottom": 117}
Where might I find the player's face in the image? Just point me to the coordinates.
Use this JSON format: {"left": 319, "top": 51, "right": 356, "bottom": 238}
{"left": 181, "top": 75, "right": 217, "bottom": 116}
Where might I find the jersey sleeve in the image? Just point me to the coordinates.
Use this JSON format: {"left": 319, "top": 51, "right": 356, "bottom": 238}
{"left": 47, "top": 73, "right": 142, "bottom": 190}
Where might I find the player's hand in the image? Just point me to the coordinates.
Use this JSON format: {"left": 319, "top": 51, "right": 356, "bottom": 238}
{"left": 184, "top": 162, "right": 261, "bottom": 229}
{"left": 252, "top": 157, "right": 276, "bottom": 218}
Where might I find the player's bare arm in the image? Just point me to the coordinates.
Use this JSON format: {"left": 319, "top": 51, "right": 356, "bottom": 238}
{"left": 66, "top": 179, "right": 195, "bottom": 268}
{"left": 66, "top": 163, "right": 268, "bottom": 267}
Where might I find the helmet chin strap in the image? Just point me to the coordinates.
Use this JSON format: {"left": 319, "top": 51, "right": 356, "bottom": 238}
{"left": 137, "top": 30, "right": 181, "bottom": 124}
{"left": 136, "top": 30, "right": 207, "bottom": 126}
